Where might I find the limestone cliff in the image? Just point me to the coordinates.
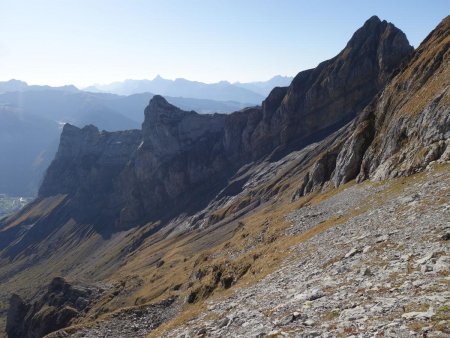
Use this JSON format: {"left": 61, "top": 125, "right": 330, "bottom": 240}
{"left": 296, "top": 15, "right": 449, "bottom": 196}
{"left": 2, "top": 16, "right": 449, "bottom": 338}
{"left": 118, "top": 96, "right": 229, "bottom": 224}
{"left": 38, "top": 124, "right": 141, "bottom": 229}
{"left": 36, "top": 16, "right": 413, "bottom": 228}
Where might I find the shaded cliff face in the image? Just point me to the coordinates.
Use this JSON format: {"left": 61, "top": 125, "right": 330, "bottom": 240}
{"left": 118, "top": 96, "right": 230, "bottom": 224}
{"left": 6, "top": 277, "right": 101, "bottom": 338}
{"left": 35, "top": 16, "right": 413, "bottom": 229}
{"left": 39, "top": 124, "right": 141, "bottom": 227}
{"left": 224, "top": 16, "right": 413, "bottom": 161}
{"left": 296, "top": 15, "right": 449, "bottom": 196}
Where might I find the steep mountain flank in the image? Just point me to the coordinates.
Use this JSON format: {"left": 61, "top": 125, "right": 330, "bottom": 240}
{"left": 38, "top": 124, "right": 142, "bottom": 229}
{"left": 3, "top": 16, "right": 448, "bottom": 337}
{"left": 270, "top": 15, "right": 413, "bottom": 150}
{"left": 297, "top": 15, "right": 450, "bottom": 195}
{"left": 118, "top": 96, "right": 229, "bottom": 225}
{"left": 34, "top": 16, "right": 412, "bottom": 228}
{"left": 223, "top": 16, "right": 413, "bottom": 162}
{"left": 354, "top": 15, "right": 450, "bottom": 181}
{"left": 0, "top": 85, "right": 253, "bottom": 197}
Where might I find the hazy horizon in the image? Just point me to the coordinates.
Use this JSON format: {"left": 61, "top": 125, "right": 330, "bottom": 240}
{"left": 1, "top": 0, "right": 448, "bottom": 87}
{"left": 1, "top": 74, "right": 295, "bottom": 90}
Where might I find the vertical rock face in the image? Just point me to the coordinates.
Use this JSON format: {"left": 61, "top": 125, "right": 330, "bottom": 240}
{"left": 118, "top": 96, "right": 230, "bottom": 224}
{"left": 5, "top": 294, "right": 29, "bottom": 338}
{"left": 355, "top": 15, "right": 450, "bottom": 181}
{"left": 141, "top": 95, "right": 226, "bottom": 157}
{"left": 297, "top": 15, "right": 449, "bottom": 195}
{"left": 221, "top": 16, "right": 413, "bottom": 163}
{"left": 270, "top": 16, "right": 413, "bottom": 149}
{"left": 39, "top": 124, "right": 142, "bottom": 227}
{"left": 36, "top": 16, "right": 413, "bottom": 229}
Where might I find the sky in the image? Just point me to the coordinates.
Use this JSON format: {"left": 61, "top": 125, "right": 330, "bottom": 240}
{"left": 0, "top": 0, "right": 448, "bottom": 88}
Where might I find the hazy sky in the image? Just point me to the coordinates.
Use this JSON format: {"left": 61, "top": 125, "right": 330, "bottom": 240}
{"left": 1, "top": 0, "right": 448, "bottom": 87}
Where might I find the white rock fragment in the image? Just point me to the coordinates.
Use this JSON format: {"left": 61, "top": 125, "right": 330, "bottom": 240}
{"left": 416, "top": 252, "right": 437, "bottom": 265}
{"left": 344, "top": 247, "right": 362, "bottom": 258}
{"left": 434, "top": 256, "right": 450, "bottom": 273}
{"left": 402, "top": 308, "right": 435, "bottom": 320}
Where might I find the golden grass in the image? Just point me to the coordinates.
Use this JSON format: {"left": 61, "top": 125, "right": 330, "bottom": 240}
{"left": 2, "top": 149, "right": 447, "bottom": 337}
{"left": 1, "top": 194, "right": 67, "bottom": 231}
{"left": 148, "top": 164, "right": 450, "bottom": 336}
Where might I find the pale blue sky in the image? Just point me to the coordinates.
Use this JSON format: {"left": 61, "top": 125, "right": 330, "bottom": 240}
{"left": 1, "top": 0, "right": 448, "bottom": 87}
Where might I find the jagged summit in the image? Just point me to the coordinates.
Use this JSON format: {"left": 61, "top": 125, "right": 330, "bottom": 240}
{"left": 144, "top": 94, "right": 187, "bottom": 121}
{"left": 271, "top": 15, "right": 413, "bottom": 150}
{"left": 61, "top": 123, "right": 99, "bottom": 133}
{"left": 32, "top": 16, "right": 414, "bottom": 228}
{"left": 147, "top": 94, "right": 171, "bottom": 107}
{"left": 343, "top": 15, "right": 413, "bottom": 80}
{"left": 294, "top": 13, "right": 449, "bottom": 196}
{"left": 143, "top": 95, "right": 188, "bottom": 130}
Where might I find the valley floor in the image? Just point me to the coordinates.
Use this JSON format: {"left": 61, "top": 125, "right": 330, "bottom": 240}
{"left": 0, "top": 195, "right": 31, "bottom": 219}
{"left": 53, "top": 164, "right": 450, "bottom": 337}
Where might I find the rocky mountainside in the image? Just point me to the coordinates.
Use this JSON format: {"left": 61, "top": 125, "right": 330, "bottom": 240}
{"left": 36, "top": 15, "right": 413, "bottom": 229}
{"left": 0, "top": 16, "right": 448, "bottom": 338}
{"left": 0, "top": 85, "right": 252, "bottom": 197}
{"left": 296, "top": 15, "right": 449, "bottom": 195}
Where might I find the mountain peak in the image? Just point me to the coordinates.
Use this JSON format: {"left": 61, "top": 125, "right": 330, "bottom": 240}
{"left": 342, "top": 16, "right": 413, "bottom": 82}
{"left": 365, "top": 15, "right": 382, "bottom": 25}
{"left": 148, "top": 95, "right": 172, "bottom": 110}
{"left": 62, "top": 122, "right": 79, "bottom": 132}
{"left": 347, "top": 16, "right": 397, "bottom": 47}
{"left": 143, "top": 95, "right": 187, "bottom": 131}
{"left": 6, "top": 79, "right": 28, "bottom": 86}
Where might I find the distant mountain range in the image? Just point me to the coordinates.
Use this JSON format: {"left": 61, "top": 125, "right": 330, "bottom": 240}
{"left": 0, "top": 79, "right": 79, "bottom": 94}
{"left": 0, "top": 77, "right": 290, "bottom": 196}
{"left": 233, "top": 75, "right": 294, "bottom": 96}
{"left": 84, "top": 75, "right": 293, "bottom": 101}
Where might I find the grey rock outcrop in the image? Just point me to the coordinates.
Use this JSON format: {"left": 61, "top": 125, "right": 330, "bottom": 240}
{"left": 271, "top": 16, "right": 412, "bottom": 150}
{"left": 118, "top": 95, "right": 229, "bottom": 224}
{"left": 343, "top": 15, "right": 450, "bottom": 182}
{"left": 5, "top": 277, "right": 100, "bottom": 338}
{"left": 296, "top": 15, "right": 449, "bottom": 196}
{"left": 36, "top": 16, "right": 413, "bottom": 229}
{"left": 38, "top": 124, "right": 141, "bottom": 229}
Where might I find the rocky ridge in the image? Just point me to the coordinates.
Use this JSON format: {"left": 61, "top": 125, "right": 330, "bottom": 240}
{"left": 36, "top": 15, "right": 413, "bottom": 229}
{"left": 297, "top": 15, "right": 450, "bottom": 196}
{"left": 0, "top": 16, "right": 448, "bottom": 338}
